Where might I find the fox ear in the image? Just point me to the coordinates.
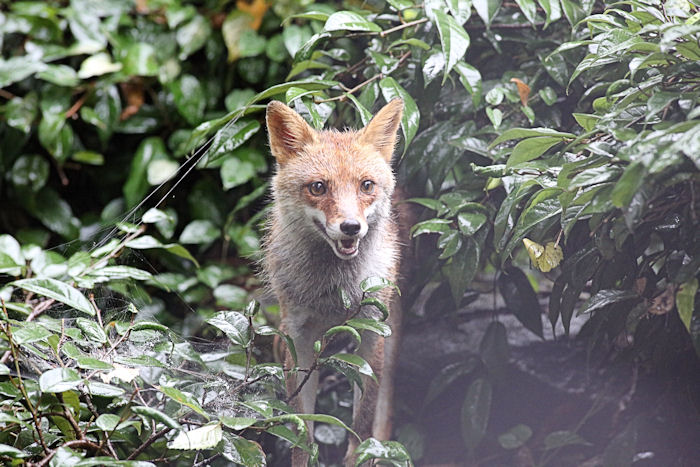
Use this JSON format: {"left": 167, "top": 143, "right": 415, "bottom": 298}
{"left": 266, "top": 101, "right": 317, "bottom": 164}
{"left": 360, "top": 98, "right": 404, "bottom": 162}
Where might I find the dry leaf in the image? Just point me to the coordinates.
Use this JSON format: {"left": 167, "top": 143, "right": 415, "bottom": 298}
{"left": 510, "top": 78, "right": 531, "bottom": 106}
{"left": 120, "top": 79, "right": 145, "bottom": 121}
{"left": 236, "top": 0, "right": 269, "bottom": 30}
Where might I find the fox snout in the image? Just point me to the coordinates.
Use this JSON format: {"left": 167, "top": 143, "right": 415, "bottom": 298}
{"left": 340, "top": 220, "right": 361, "bottom": 236}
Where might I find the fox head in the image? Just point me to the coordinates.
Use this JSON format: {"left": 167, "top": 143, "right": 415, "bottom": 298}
{"left": 266, "top": 99, "right": 403, "bottom": 260}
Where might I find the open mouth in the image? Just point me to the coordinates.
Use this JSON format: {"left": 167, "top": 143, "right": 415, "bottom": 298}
{"left": 336, "top": 238, "right": 359, "bottom": 257}
{"left": 313, "top": 219, "right": 360, "bottom": 259}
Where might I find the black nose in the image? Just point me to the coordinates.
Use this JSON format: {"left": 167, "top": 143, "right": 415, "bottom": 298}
{"left": 340, "top": 220, "right": 361, "bottom": 236}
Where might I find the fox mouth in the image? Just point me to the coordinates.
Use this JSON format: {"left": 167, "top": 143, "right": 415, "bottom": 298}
{"left": 313, "top": 219, "right": 360, "bottom": 259}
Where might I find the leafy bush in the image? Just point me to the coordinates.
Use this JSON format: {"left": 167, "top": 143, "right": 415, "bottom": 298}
{"left": 1, "top": 0, "right": 698, "bottom": 465}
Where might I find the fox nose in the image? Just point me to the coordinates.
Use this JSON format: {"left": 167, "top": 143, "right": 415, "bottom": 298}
{"left": 340, "top": 219, "right": 361, "bottom": 236}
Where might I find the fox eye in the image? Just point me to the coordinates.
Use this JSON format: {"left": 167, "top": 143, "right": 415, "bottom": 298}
{"left": 308, "top": 181, "right": 326, "bottom": 196}
{"left": 360, "top": 180, "right": 375, "bottom": 194}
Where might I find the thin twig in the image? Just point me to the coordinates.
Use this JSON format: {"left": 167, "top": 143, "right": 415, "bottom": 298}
{"left": 380, "top": 17, "right": 428, "bottom": 37}
{"left": 314, "top": 74, "right": 383, "bottom": 103}
{"left": 126, "top": 427, "right": 172, "bottom": 460}
{"left": 0, "top": 298, "right": 55, "bottom": 364}
{"left": 65, "top": 92, "right": 88, "bottom": 119}
{"left": 1, "top": 300, "right": 50, "bottom": 455}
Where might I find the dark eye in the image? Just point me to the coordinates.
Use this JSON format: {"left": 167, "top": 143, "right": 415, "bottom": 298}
{"left": 360, "top": 180, "right": 374, "bottom": 194}
{"left": 308, "top": 181, "right": 326, "bottom": 196}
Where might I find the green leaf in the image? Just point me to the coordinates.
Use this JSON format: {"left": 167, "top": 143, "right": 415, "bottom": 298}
{"left": 207, "top": 119, "right": 261, "bottom": 164}
{"left": 168, "top": 422, "right": 222, "bottom": 450}
{"left": 577, "top": 289, "right": 639, "bottom": 315}
{"left": 443, "top": 240, "right": 480, "bottom": 305}
{"left": 454, "top": 62, "right": 483, "bottom": 105}
{"left": 120, "top": 43, "right": 159, "bottom": 76}
{"left": 461, "top": 378, "right": 492, "bottom": 452}
{"left": 221, "top": 158, "right": 256, "bottom": 190}
{"left": 123, "top": 137, "right": 170, "bottom": 208}
{"left": 220, "top": 416, "right": 257, "bottom": 430}
{"left": 431, "top": 10, "right": 470, "bottom": 84}
{"left": 207, "top": 310, "right": 251, "bottom": 347}
{"left": 11, "top": 278, "right": 94, "bottom": 315}
{"left": 177, "top": 14, "right": 212, "bottom": 60}
{"left": 543, "top": 430, "right": 591, "bottom": 450}
{"left": 360, "top": 297, "right": 390, "bottom": 320}
{"left": 490, "top": 127, "right": 574, "bottom": 148}
{"left": 515, "top": 0, "right": 538, "bottom": 24}
{"left": 379, "top": 77, "right": 420, "bottom": 150}
{"left": 498, "top": 266, "right": 544, "bottom": 337}
{"left": 324, "top": 11, "right": 381, "bottom": 33}
{"left": 169, "top": 74, "right": 206, "bottom": 125}
{"left": 486, "top": 107, "right": 503, "bottom": 129}
{"left": 410, "top": 218, "right": 452, "bottom": 237}
{"left": 345, "top": 318, "right": 392, "bottom": 337}
{"left": 330, "top": 353, "right": 376, "bottom": 382}
{"left": 95, "top": 414, "right": 121, "bottom": 431}
{"left": 538, "top": 0, "right": 562, "bottom": 27}
{"left": 223, "top": 434, "right": 266, "bottom": 466}
{"left": 676, "top": 278, "right": 698, "bottom": 333}
{"left": 498, "top": 424, "right": 533, "bottom": 449}
{"left": 0, "top": 56, "right": 47, "bottom": 87}
{"left": 131, "top": 406, "right": 182, "bottom": 430}
{"left": 76, "top": 357, "right": 113, "bottom": 370}
{"left": 39, "top": 368, "right": 82, "bottom": 393}
{"left": 457, "top": 212, "right": 487, "bottom": 236}
{"left": 354, "top": 438, "right": 412, "bottom": 465}
{"left": 76, "top": 318, "right": 107, "bottom": 343}
{"left": 13, "top": 323, "right": 53, "bottom": 345}
{"left": 572, "top": 113, "right": 600, "bottom": 132}
{"left": 5, "top": 93, "right": 38, "bottom": 134}
{"left": 325, "top": 326, "right": 362, "bottom": 345}
{"left": 473, "top": 0, "right": 502, "bottom": 27}
{"left": 179, "top": 220, "right": 220, "bottom": 244}
{"left": 479, "top": 321, "right": 510, "bottom": 383}
{"left": 506, "top": 136, "right": 563, "bottom": 168}
{"left": 502, "top": 188, "right": 562, "bottom": 260}
{"left": 36, "top": 64, "right": 80, "bottom": 87}
{"left": 125, "top": 236, "right": 199, "bottom": 267}
{"left": 360, "top": 277, "right": 400, "bottom": 295}
{"left": 158, "top": 386, "right": 208, "bottom": 418}
{"left": 77, "top": 52, "right": 122, "bottom": 79}
{"left": 611, "top": 162, "right": 645, "bottom": 208}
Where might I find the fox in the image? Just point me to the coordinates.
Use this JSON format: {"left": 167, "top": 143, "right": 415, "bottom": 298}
{"left": 262, "top": 98, "right": 405, "bottom": 466}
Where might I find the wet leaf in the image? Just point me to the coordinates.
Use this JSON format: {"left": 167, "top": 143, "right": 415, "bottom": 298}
{"left": 39, "top": 368, "right": 82, "bottom": 393}
{"left": 324, "top": 11, "right": 381, "bottom": 32}
{"left": 461, "top": 378, "right": 492, "bottom": 452}
{"left": 431, "top": 9, "right": 470, "bottom": 83}
{"left": 168, "top": 422, "right": 222, "bottom": 450}
{"left": 11, "top": 278, "right": 93, "bottom": 315}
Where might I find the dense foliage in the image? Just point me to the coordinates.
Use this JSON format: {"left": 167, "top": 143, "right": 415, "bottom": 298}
{"left": 0, "top": 0, "right": 698, "bottom": 465}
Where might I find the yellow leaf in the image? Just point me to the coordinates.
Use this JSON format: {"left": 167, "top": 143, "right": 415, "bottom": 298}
{"left": 538, "top": 242, "right": 563, "bottom": 272}
{"left": 523, "top": 238, "right": 563, "bottom": 272}
{"left": 510, "top": 78, "right": 530, "bottom": 106}
{"left": 523, "top": 238, "right": 544, "bottom": 265}
{"left": 236, "top": 0, "right": 269, "bottom": 30}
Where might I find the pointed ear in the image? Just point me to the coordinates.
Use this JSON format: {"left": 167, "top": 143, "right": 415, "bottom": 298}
{"left": 359, "top": 98, "right": 404, "bottom": 162}
{"left": 266, "top": 101, "right": 317, "bottom": 164}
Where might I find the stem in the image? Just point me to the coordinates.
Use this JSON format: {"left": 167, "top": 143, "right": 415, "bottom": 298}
{"left": 379, "top": 17, "right": 428, "bottom": 37}
{"left": 314, "top": 74, "right": 383, "bottom": 103}
{"left": 126, "top": 427, "right": 172, "bottom": 460}
{"left": 0, "top": 298, "right": 55, "bottom": 364}
{"left": 1, "top": 300, "right": 50, "bottom": 455}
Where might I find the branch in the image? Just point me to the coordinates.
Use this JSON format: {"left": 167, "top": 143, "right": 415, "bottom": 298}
{"left": 126, "top": 427, "right": 172, "bottom": 460}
